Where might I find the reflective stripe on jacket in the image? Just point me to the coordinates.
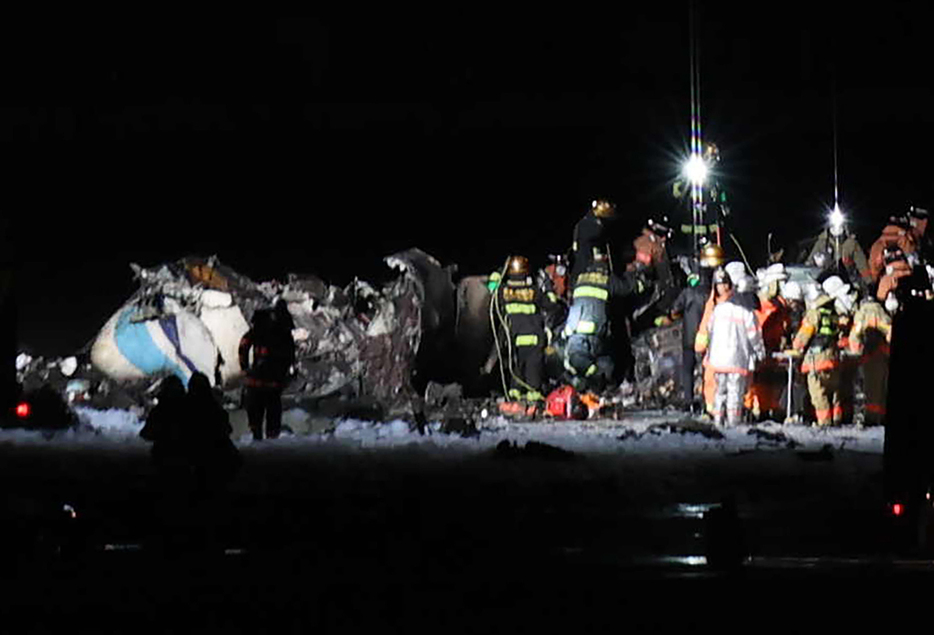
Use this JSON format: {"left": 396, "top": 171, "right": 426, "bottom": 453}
{"left": 704, "top": 298, "right": 765, "bottom": 375}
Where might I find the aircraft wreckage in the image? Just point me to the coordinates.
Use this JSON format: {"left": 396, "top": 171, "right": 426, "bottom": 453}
{"left": 15, "top": 249, "right": 683, "bottom": 425}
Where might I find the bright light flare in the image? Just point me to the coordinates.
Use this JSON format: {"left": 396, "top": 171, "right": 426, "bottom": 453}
{"left": 682, "top": 154, "right": 709, "bottom": 186}
{"left": 892, "top": 503, "right": 904, "bottom": 517}
{"left": 15, "top": 402, "right": 30, "bottom": 418}
{"left": 829, "top": 204, "right": 845, "bottom": 229}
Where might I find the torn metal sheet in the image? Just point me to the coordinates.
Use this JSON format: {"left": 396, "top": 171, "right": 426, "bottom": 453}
{"left": 20, "top": 250, "right": 455, "bottom": 413}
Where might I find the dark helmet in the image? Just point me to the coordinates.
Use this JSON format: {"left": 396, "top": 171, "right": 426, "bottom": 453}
{"left": 591, "top": 199, "right": 616, "bottom": 219}
{"left": 507, "top": 255, "right": 530, "bottom": 276}
{"left": 647, "top": 217, "right": 673, "bottom": 240}
{"left": 908, "top": 205, "right": 929, "bottom": 221}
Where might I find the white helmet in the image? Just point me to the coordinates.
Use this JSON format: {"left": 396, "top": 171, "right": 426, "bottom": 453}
{"left": 780, "top": 280, "right": 802, "bottom": 301}
{"left": 724, "top": 261, "right": 746, "bottom": 285}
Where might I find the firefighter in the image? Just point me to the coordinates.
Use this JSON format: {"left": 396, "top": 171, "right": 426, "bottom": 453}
{"left": 668, "top": 243, "right": 724, "bottom": 411}
{"left": 672, "top": 142, "right": 729, "bottom": 256}
{"left": 777, "top": 280, "right": 808, "bottom": 423}
{"left": 563, "top": 249, "right": 641, "bottom": 393}
{"left": 725, "top": 261, "right": 760, "bottom": 313}
{"left": 629, "top": 217, "right": 678, "bottom": 326}
{"left": 486, "top": 255, "right": 552, "bottom": 402}
{"left": 804, "top": 208, "right": 873, "bottom": 294}
{"left": 790, "top": 275, "right": 854, "bottom": 427}
{"left": 570, "top": 199, "right": 617, "bottom": 282}
{"left": 848, "top": 294, "right": 892, "bottom": 427}
{"left": 869, "top": 215, "right": 918, "bottom": 283}
{"left": 696, "top": 267, "right": 765, "bottom": 426}
{"left": 748, "top": 263, "right": 792, "bottom": 421}
{"left": 238, "top": 306, "right": 296, "bottom": 441}
{"left": 695, "top": 266, "right": 738, "bottom": 416}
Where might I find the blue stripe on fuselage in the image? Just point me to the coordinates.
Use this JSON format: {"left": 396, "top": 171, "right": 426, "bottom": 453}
{"left": 114, "top": 307, "right": 188, "bottom": 384}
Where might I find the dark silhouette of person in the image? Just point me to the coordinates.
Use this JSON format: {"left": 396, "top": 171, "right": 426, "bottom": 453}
{"left": 239, "top": 306, "right": 296, "bottom": 440}
{"left": 186, "top": 372, "right": 241, "bottom": 492}
{"left": 139, "top": 375, "right": 188, "bottom": 482}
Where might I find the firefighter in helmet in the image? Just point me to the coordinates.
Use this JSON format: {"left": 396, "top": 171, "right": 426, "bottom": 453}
{"left": 570, "top": 199, "right": 617, "bottom": 282}
{"left": 485, "top": 255, "right": 553, "bottom": 402}
{"left": 666, "top": 243, "right": 724, "bottom": 411}
{"left": 563, "top": 248, "right": 642, "bottom": 393}
{"left": 790, "top": 275, "right": 855, "bottom": 426}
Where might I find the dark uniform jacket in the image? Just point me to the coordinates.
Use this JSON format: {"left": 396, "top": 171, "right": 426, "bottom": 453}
{"left": 571, "top": 213, "right": 610, "bottom": 280}
{"left": 239, "top": 316, "right": 296, "bottom": 389}
{"left": 671, "top": 282, "right": 712, "bottom": 349}
{"left": 495, "top": 275, "right": 561, "bottom": 347}
{"left": 564, "top": 264, "right": 638, "bottom": 342}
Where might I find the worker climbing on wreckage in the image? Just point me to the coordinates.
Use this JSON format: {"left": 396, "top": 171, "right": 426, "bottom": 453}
{"left": 570, "top": 199, "right": 617, "bottom": 283}
{"left": 484, "top": 255, "right": 562, "bottom": 404}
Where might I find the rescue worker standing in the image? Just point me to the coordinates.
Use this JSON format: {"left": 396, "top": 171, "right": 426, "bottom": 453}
{"left": 848, "top": 294, "right": 892, "bottom": 426}
{"left": 749, "top": 263, "right": 792, "bottom": 420}
{"left": 570, "top": 199, "right": 616, "bottom": 282}
{"left": 791, "top": 276, "right": 852, "bottom": 427}
{"left": 696, "top": 267, "right": 765, "bottom": 426}
{"left": 668, "top": 243, "right": 724, "bottom": 411}
{"left": 777, "top": 281, "right": 808, "bottom": 422}
{"left": 563, "top": 250, "right": 641, "bottom": 393}
{"left": 695, "top": 265, "right": 737, "bottom": 416}
{"left": 487, "top": 255, "right": 552, "bottom": 402}
{"left": 239, "top": 306, "right": 296, "bottom": 441}
{"left": 805, "top": 208, "right": 872, "bottom": 294}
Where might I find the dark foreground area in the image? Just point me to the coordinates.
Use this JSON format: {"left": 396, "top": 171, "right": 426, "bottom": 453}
{"left": 0, "top": 439, "right": 917, "bottom": 632}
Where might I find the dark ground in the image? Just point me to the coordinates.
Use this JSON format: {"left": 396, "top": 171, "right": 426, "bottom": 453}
{"left": 0, "top": 438, "right": 920, "bottom": 632}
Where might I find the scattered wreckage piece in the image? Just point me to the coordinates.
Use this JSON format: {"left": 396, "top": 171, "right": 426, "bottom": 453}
{"left": 631, "top": 321, "right": 682, "bottom": 408}
{"left": 78, "top": 250, "right": 456, "bottom": 416}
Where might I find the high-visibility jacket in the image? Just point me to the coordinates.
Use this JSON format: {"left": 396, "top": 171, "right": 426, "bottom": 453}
{"left": 495, "top": 276, "right": 547, "bottom": 348}
{"left": 792, "top": 297, "right": 842, "bottom": 372}
{"left": 694, "top": 288, "right": 726, "bottom": 353}
{"left": 848, "top": 299, "right": 892, "bottom": 359}
{"left": 563, "top": 264, "right": 636, "bottom": 341}
{"left": 756, "top": 296, "right": 792, "bottom": 357}
{"left": 703, "top": 298, "right": 765, "bottom": 375}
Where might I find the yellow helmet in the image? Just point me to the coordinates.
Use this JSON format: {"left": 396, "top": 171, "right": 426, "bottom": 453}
{"left": 507, "top": 255, "right": 530, "bottom": 276}
{"left": 591, "top": 199, "right": 616, "bottom": 219}
{"left": 699, "top": 243, "right": 726, "bottom": 268}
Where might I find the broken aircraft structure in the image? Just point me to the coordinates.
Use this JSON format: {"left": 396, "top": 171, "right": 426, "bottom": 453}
{"left": 16, "top": 249, "right": 685, "bottom": 424}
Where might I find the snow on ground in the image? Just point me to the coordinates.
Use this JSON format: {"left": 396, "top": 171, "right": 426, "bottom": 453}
{"left": 0, "top": 406, "right": 885, "bottom": 457}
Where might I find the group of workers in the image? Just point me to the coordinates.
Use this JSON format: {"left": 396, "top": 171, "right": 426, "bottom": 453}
{"left": 487, "top": 190, "right": 933, "bottom": 428}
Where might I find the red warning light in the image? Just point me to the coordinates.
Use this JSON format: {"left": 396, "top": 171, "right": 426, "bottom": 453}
{"left": 15, "top": 402, "right": 31, "bottom": 418}
{"left": 892, "top": 503, "right": 904, "bottom": 517}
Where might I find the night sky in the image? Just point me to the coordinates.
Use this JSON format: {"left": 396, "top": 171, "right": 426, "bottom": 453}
{"left": 5, "top": 7, "right": 934, "bottom": 355}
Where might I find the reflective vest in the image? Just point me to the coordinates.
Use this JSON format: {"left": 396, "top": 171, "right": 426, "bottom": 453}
{"left": 565, "top": 268, "right": 611, "bottom": 338}
{"left": 499, "top": 279, "right": 543, "bottom": 347}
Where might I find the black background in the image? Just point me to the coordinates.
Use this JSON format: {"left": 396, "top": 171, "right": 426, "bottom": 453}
{"left": 5, "top": 7, "right": 933, "bottom": 355}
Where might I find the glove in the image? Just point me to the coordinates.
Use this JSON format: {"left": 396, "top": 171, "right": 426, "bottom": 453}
{"left": 654, "top": 316, "right": 672, "bottom": 327}
{"left": 782, "top": 349, "right": 801, "bottom": 358}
